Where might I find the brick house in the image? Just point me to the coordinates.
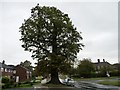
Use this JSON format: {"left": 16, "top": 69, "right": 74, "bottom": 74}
{"left": 93, "top": 59, "right": 111, "bottom": 73}
{"left": 0, "top": 61, "right": 32, "bottom": 82}
{"left": 15, "top": 65, "right": 32, "bottom": 82}
{"left": 0, "top": 61, "right": 16, "bottom": 79}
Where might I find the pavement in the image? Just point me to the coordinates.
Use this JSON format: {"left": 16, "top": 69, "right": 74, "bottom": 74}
{"left": 33, "top": 83, "right": 48, "bottom": 89}
{"left": 33, "top": 79, "right": 76, "bottom": 90}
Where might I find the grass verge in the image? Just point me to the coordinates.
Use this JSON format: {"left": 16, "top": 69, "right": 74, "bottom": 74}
{"left": 42, "top": 83, "right": 73, "bottom": 88}
{"left": 2, "top": 81, "right": 41, "bottom": 90}
{"left": 73, "top": 76, "right": 120, "bottom": 81}
{"left": 98, "top": 80, "right": 120, "bottom": 86}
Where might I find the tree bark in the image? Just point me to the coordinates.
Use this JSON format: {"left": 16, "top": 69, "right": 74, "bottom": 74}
{"left": 48, "top": 29, "right": 61, "bottom": 84}
{"left": 48, "top": 68, "right": 61, "bottom": 84}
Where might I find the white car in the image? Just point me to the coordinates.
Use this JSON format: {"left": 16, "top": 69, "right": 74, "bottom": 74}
{"left": 63, "top": 78, "right": 75, "bottom": 86}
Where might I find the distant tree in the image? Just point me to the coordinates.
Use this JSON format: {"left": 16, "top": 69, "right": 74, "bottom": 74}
{"left": 19, "top": 4, "right": 84, "bottom": 84}
{"left": 67, "top": 66, "right": 78, "bottom": 77}
{"left": 77, "top": 58, "right": 94, "bottom": 78}
{"left": 112, "top": 63, "right": 120, "bottom": 72}
{"left": 109, "top": 63, "right": 120, "bottom": 77}
{"left": 20, "top": 60, "right": 33, "bottom": 71}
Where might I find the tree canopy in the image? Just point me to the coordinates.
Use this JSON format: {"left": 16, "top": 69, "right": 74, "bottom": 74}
{"left": 20, "top": 60, "right": 33, "bottom": 71}
{"left": 19, "top": 4, "right": 84, "bottom": 84}
{"left": 77, "top": 58, "right": 94, "bottom": 78}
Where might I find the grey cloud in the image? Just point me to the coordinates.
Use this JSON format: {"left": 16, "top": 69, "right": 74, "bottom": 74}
{"left": 0, "top": 2, "right": 118, "bottom": 65}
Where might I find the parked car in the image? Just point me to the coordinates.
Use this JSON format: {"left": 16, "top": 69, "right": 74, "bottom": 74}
{"left": 62, "top": 78, "right": 75, "bottom": 86}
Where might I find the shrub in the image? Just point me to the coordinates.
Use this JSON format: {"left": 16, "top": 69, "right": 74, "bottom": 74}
{"left": 2, "top": 77, "right": 10, "bottom": 83}
{"left": 18, "top": 82, "right": 21, "bottom": 86}
{"left": 23, "top": 81, "right": 30, "bottom": 84}
{"left": 14, "top": 83, "right": 17, "bottom": 87}
{"left": 2, "top": 77, "right": 14, "bottom": 89}
{"left": 30, "top": 82, "right": 33, "bottom": 86}
{"left": 110, "top": 71, "right": 119, "bottom": 76}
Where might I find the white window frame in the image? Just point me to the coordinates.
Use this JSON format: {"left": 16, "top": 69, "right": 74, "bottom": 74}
{"left": 5, "top": 68, "right": 7, "bottom": 72}
{"left": 1, "top": 68, "right": 4, "bottom": 72}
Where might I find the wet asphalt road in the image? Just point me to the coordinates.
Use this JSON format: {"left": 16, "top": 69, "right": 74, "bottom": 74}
{"left": 4, "top": 84, "right": 120, "bottom": 90}
{"left": 74, "top": 80, "right": 120, "bottom": 90}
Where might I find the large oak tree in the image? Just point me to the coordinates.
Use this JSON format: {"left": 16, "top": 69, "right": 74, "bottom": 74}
{"left": 19, "top": 4, "right": 84, "bottom": 84}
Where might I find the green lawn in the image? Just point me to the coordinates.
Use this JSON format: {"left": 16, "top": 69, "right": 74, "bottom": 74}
{"left": 73, "top": 76, "right": 120, "bottom": 86}
{"left": 74, "top": 77, "right": 106, "bottom": 81}
{"left": 98, "top": 80, "right": 120, "bottom": 86}
{"left": 73, "top": 76, "right": 119, "bottom": 81}
{"left": 16, "top": 83, "right": 33, "bottom": 88}
{"left": 42, "top": 83, "right": 72, "bottom": 87}
{"left": 2, "top": 81, "right": 41, "bottom": 90}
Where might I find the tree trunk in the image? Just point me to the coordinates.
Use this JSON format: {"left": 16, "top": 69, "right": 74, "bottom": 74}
{"left": 48, "top": 68, "right": 61, "bottom": 84}
{"left": 48, "top": 30, "right": 61, "bottom": 84}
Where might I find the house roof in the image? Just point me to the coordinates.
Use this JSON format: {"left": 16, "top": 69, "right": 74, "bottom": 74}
{"left": 15, "top": 65, "right": 31, "bottom": 72}
{"left": 93, "top": 61, "right": 111, "bottom": 66}
{"left": 0, "top": 62, "right": 14, "bottom": 69}
{"left": 0, "top": 62, "right": 32, "bottom": 71}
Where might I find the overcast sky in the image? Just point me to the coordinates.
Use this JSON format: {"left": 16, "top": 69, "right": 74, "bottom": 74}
{"left": 0, "top": 1, "right": 118, "bottom": 66}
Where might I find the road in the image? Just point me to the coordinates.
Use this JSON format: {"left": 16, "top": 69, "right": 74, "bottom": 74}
{"left": 4, "top": 83, "right": 120, "bottom": 90}
{"left": 74, "top": 80, "right": 120, "bottom": 90}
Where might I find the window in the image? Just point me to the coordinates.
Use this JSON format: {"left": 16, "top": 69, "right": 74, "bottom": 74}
{"left": 11, "top": 70, "right": 13, "bottom": 73}
{"left": 5, "top": 69, "right": 7, "bottom": 72}
{"left": 8, "top": 69, "right": 11, "bottom": 72}
{"left": 1, "top": 68, "right": 4, "bottom": 72}
{"left": 27, "top": 71, "right": 29, "bottom": 74}
{"left": 13, "top": 70, "right": 16, "bottom": 74}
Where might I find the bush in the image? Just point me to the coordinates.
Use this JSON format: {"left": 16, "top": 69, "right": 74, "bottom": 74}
{"left": 14, "top": 83, "right": 17, "bottom": 87}
{"left": 110, "top": 71, "right": 119, "bottom": 76}
{"left": 2, "top": 77, "right": 10, "bottom": 83}
{"left": 23, "top": 81, "right": 30, "bottom": 84}
{"left": 18, "top": 82, "right": 21, "bottom": 86}
{"left": 2, "top": 77, "right": 14, "bottom": 89}
{"left": 35, "top": 76, "right": 43, "bottom": 81}
{"left": 30, "top": 82, "right": 33, "bottom": 86}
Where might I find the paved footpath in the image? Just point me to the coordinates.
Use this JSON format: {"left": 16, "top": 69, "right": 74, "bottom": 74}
{"left": 33, "top": 83, "right": 76, "bottom": 90}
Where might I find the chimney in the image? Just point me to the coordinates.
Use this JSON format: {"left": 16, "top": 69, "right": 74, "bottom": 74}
{"left": 103, "top": 59, "right": 105, "bottom": 62}
{"left": 2, "top": 60, "right": 5, "bottom": 64}
{"left": 97, "top": 59, "right": 100, "bottom": 63}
